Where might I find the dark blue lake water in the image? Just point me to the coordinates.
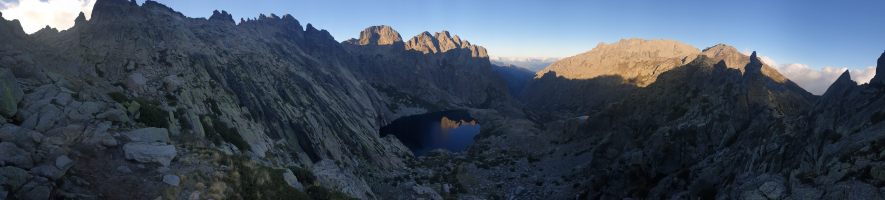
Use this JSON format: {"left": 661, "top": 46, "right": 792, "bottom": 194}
{"left": 380, "top": 110, "right": 481, "bottom": 156}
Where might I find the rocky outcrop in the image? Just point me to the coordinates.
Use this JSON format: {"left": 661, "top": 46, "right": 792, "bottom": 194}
{"left": 869, "top": 51, "right": 885, "bottom": 86}
{"left": 356, "top": 25, "right": 403, "bottom": 46}
{"left": 343, "top": 25, "right": 513, "bottom": 120}
{"left": 209, "top": 10, "right": 234, "bottom": 24}
{"left": 404, "top": 31, "right": 488, "bottom": 58}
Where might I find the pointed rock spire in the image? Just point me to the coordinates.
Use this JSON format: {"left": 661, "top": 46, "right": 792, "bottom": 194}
{"left": 210, "top": 10, "right": 234, "bottom": 24}
{"left": 745, "top": 51, "right": 763, "bottom": 74}
{"left": 822, "top": 70, "right": 857, "bottom": 97}
{"left": 74, "top": 12, "right": 87, "bottom": 26}
{"left": 870, "top": 51, "right": 885, "bottom": 86}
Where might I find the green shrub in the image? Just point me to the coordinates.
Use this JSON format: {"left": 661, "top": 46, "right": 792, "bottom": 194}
{"left": 231, "top": 158, "right": 311, "bottom": 200}
{"left": 108, "top": 92, "right": 129, "bottom": 103}
{"left": 202, "top": 114, "right": 251, "bottom": 151}
{"left": 135, "top": 98, "right": 169, "bottom": 128}
{"left": 289, "top": 166, "right": 317, "bottom": 186}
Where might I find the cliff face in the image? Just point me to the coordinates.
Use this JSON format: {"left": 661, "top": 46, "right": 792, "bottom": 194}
{"left": 4, "top": 0, "right": 885, "bottom": 199}
{"left": 343, "top": 25, "right": 514, "bottom": 120}
{"left": 0, "top": 1, "right": 416, "bottom": 199}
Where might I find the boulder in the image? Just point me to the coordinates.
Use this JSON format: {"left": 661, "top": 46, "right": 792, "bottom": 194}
{"left": 0, "top": 142, "right": 33, "bottom": 168}
{"left": 123, "top": 127, "right": 170, "bottom": 143}
{"left": 125, "top": 72, "right": 147, "bottom": 92}
{"left": 283, "top": 169, "right": 305, "bottom": 191}
{"left": 116, "top": 165, "right": 133, "bottom": 174}
{"left": 16, "top": 177, "right": 51, "bottom": 200}
{"left": 55, "top": 155, "right": 73, "bottom": 171}
{"left": 0, "top": 166, "right": 31, "bottom": 191}
{"left": 758, "top": 181, "right": 785, "bottom": 199}
{"left": 162, "top": 75, "right": 181, "bottom": 93}
{"left": 0, "top": 68, "right": 23, "bottom": 118}
{"left": 96, "top": 109, "right": 128, "bottom": 122}
{"left": 163, "top": 174, "right": 180, "bottom": 186}
{"left": 30, "top": 164, "right": 64, "bottom": 180}
{"left": 123, "top": 142, "right": 176, "bottom": 166}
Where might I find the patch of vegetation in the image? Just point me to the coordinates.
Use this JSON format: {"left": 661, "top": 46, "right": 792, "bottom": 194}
{"left": 289, "top": 166, "right": 317, "bottom": 185}
{"left": 201, "top": 114, "right": 251, "bottom": 151}
{"left": 205, "top": 99, "right": 222, "bottom": 115}
{"left": 229, "top": 157, "right": 312, "bottom": 200}
{"left": 108, "top": 92, "right": 129, "bottom": 103}
{"left": 135, "top": 98, "right": 170, "bottom": 128}
{"left": 175, "top": 108, "right": 190, "bottom": 132}
{"left": 306, "top": 186, "right": 358, "bottom": 200}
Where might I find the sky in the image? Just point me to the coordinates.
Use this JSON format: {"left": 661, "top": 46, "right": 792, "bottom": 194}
{"left": 1, "top": 0, "right": 884, "bottom": 94}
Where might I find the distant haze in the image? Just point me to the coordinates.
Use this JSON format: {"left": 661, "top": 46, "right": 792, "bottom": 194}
{"left": 490, "top": 57, "right": 559, "bottom": 72}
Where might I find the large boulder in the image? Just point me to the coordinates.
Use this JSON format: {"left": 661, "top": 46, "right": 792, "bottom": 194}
{"left": 283, "top": 169, "right": 305, "bottom": 191}
{"left": 0, "top": 166, "right": 31, "bottom": 191}
{"left": 0, "top": 68, "right": 23, "bottom": 118}
{"left": 123, "top": 142, "right": 176, "bottom": 166}
{"left": 124, "top": 72, "right": 147, "bottom": 93}
{"left": 122, "top": 127, "right": 170, "bottom": 143}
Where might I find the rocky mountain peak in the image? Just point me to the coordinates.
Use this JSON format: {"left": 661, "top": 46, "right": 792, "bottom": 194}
{"left": 74, "top": 12, "right": 87, "bottom": 26}
{"left": 536, "top": 38, "right": 699, "bottom": 84}
{"left": 402, "top": 30, "right": 487, "bottom": 58}
{"left": 821, "top": 70, "right": 857, "bottom": 100}
{"left": 356, "top": 25, "right": 403, "bottom": 46}
{"left": 210, "top": 10, "right": 235, "bottom": 24}
{"left": 0, "top": 12, "right": 26, "bottom": 40}
{"left": 91, "top": 0, "right": 138, "bottom": 21}
{"left": 872, "top": 51, "right": 885, "bottom": 85}
{"left": 700, "top": 44, "right": 746, "bottom": 68}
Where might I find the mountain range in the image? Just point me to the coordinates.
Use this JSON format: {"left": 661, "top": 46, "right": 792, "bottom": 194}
{"left": 1, "top": 0, "right": 885, "bottom": 199}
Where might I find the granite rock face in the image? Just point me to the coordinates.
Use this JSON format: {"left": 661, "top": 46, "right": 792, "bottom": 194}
{"left": 2, "top": 0, "right": 885, "bottom": 199}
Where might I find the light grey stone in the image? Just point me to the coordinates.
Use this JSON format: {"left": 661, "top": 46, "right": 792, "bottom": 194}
{"left": 162, "top": 174, "right": 180, "bottom": 186}
{"left": 122, "top": 127, "right": 170, "bottom": 143}
{"left": 283, "top": 169, "right": 305, "bottom": 191}
{"left": 125, "top": 72, "right": 147, "bottom": 92}
{"left": 123, "top": 142, "right": 176, "bottom": 166}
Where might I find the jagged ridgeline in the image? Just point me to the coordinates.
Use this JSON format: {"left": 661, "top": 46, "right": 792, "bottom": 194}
{"left": 3, "top": 0, "right": 885, "bottom": 199}
{"left": 0, "top": 0, "right": 511, "bottom": 199}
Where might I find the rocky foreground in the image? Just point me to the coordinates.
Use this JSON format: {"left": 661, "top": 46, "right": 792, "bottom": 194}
{"left": 2, "top": 0, "right": 885, "bottom": 199}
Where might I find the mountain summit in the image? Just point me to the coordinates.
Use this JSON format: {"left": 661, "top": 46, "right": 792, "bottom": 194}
{"left": 356, "top": 25, "right": 403, "bottom": 46}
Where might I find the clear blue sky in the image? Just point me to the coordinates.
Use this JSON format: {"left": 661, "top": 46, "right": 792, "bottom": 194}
{"left": 138, "top": 0, "right": 885, "bottom": 69}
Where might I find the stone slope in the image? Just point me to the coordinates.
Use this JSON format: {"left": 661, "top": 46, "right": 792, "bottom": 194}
{"left": 0, "top": 0, "right": 419, "bottom": 199}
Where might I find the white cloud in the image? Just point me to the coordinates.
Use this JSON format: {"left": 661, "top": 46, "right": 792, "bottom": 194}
{"left": 0, "top": 0, "right": 95, "bottom": 34}
{"left": 760, "top": 55, "right": 875, "bottom": 95}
